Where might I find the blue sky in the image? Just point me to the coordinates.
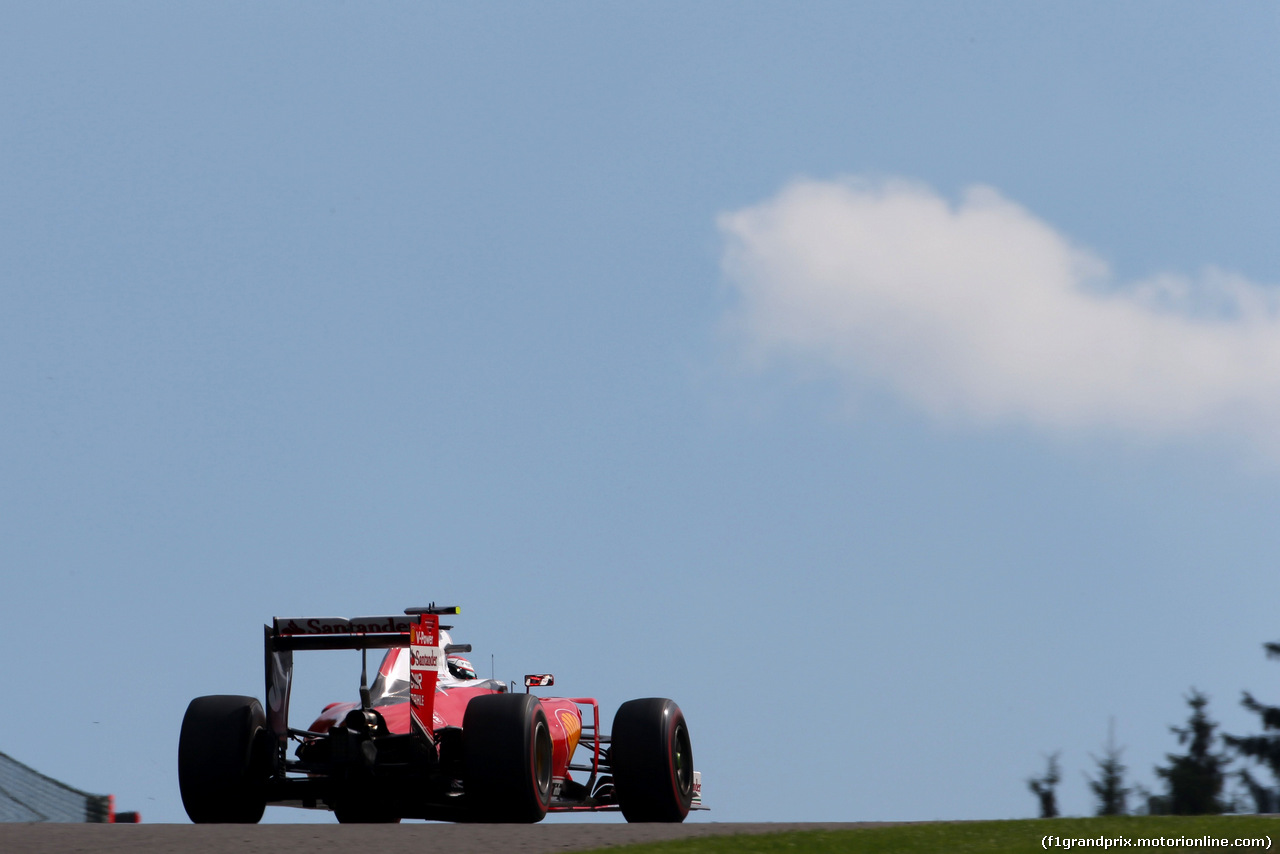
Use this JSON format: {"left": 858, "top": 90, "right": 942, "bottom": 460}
{"left": 4, "top": 1, "right": 1280, "bottom": 824}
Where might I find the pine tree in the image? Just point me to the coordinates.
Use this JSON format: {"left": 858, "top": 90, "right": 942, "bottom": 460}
{"left": 1028, "top": 752, "right": 1061, "bottom": 818}
{"left": 1132, "top": 782, "right": 1170, "bottom": 815}
{"left": 1087, "top": 720, "right": 1129, "bottom": 816}
{"left": 1223, "top": 641, "right": 1280, "bottom": 813}
{"left": 1153, "top": 690, "right": 1231, "bottom": 815}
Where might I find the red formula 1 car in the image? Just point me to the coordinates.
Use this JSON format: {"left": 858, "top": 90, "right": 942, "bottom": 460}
{"left": 178, "top": 606, "right": 703, "bottom": 823}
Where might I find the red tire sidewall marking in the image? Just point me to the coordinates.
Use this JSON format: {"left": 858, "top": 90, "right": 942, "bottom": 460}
{"left": 665, "top": 709, "right": 688, "bottom": 814}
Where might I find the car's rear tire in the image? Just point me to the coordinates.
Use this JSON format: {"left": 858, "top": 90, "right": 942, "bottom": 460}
{"left": 463, "top": 693, "right": 552, "bottom": 822}
{"left": 610, "top": 698, "right": 694, "bottom": 823}
{"left": 178, "top": 695, "right": 270, "bottom": 823}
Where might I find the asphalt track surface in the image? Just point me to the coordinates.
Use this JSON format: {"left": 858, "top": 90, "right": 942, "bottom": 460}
{"left": 0, "top": 821, "right": 899, "bottom": 853}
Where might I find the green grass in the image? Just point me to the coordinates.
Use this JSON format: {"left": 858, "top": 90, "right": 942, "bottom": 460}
{"left": 579, "top": 816, "right": 1280, "bottom": 853}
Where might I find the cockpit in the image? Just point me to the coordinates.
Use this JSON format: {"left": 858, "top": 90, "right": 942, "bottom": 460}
{"left": 366, "top": 629, "right": 503, "bottom": 704}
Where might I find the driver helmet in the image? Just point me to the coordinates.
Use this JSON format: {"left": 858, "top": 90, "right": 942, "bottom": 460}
{"left": 447, "top": 655, "right": 477, "bottom": 680}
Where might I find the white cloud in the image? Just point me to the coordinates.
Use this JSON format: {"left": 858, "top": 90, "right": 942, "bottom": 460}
{"left": 719, "top": 177, "right": 1280, "bottom": 450}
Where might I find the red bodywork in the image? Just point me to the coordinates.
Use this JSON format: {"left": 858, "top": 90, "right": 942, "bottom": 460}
{"left": 298, "top": 618, "right": 605, "bottom": 809}
{"left": 307, "top": 683, "right": 598, "bottom": 795}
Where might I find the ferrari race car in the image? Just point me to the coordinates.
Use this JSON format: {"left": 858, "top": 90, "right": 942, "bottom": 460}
{"left": 178, "top": 605, "right": 703, "bottom": 823}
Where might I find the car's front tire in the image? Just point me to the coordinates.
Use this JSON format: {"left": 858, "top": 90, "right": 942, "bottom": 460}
{"left": 610, "top": 697, "right": 694, "bottom": 822}
{"left": 178, "top": 695, "right": 270, "bottom": 823}
{"left": 463, "top": 693, "right": 552, "bottom": 822}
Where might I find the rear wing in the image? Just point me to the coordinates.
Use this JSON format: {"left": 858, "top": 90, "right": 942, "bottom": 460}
{"left": 271, "top": 616, "right": 418, "bottom": 650}
{"left": 263, "top": 606, "right": 460, "bottom": 765}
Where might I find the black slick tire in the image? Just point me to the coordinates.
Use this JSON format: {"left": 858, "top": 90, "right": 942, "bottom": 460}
{"left": 463, "top": 693, "right": 553, "bottom": 823}
{"left": 178, "top": 695, "right": 269, "bottom": 823}
{"left": 610, "top": 697, "right": 694, "bottom": 823}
